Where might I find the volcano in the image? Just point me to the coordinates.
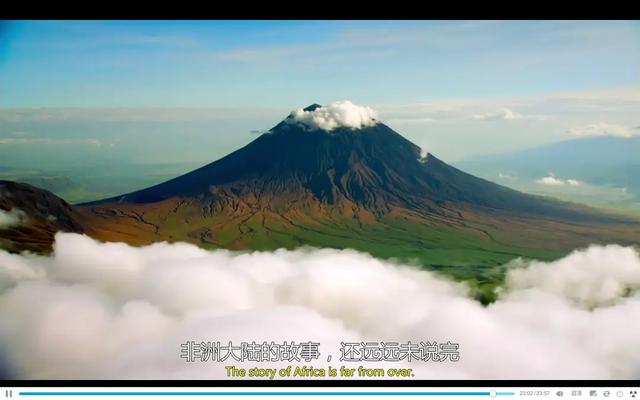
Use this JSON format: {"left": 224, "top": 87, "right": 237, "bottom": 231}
{"left": 87, "top": 103, "right": 619, "bottom": 222}
{"left": 2, "top": 102, "right": 639, "bottom": 281}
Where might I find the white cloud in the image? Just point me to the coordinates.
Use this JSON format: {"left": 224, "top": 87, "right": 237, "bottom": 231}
{"left": 288, "top": 101, "right": 378, "bottom": 131}
{"left": 1, "top": 234, "right": 640, "bottom": 379}
{"left": 376, "top": 86, "right": 639, "bottom": 126}
{"left": 567, "top": 123, "right": 637, "bottom": 138}
{"left": 498, "top": 172, "right": 517, "bottom": 181}
{"left": 470, "top": 108, "right": 548, "bottom": 121}
{"left": 504, "top": 245, "right": 640, "bottom": 309}
{"left": 537, "top": 176, "right": 565, "bottom": 185}
{"left": 0, "top": 208, "right": 27, "bottom": 229}
{"left": 537, "top": 175, "right": 581, "bottom": 186}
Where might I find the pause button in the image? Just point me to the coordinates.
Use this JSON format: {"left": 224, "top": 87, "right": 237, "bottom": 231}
{"left": 4, "top": 389, "right": 12, "bottom": 398}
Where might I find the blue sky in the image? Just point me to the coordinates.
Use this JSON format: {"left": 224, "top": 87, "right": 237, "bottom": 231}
{"left": 1, "top": 20, "right": 638, "bottom": 107}
{"left": 0, "top": 20, "right": 638, "bottom": 168}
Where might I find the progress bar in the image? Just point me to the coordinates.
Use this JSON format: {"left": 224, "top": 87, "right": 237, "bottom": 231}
{"left": 18, "top": 392, "right": 515, "bottom": 397}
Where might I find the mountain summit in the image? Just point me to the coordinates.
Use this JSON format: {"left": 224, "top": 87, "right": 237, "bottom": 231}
{"left": 286, "top": 100, "right": 379, "bottom": 131}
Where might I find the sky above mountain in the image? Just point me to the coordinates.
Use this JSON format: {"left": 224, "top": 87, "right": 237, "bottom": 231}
{"left": 1, "top": 20, "right": 639, "bottom": 107}
{"left": 0, "top": 20, "right": 638, "bottom": 165}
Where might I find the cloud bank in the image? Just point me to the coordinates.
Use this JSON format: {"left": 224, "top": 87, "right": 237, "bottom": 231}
{"left": 471, "top": 108, "right": 546, "bottom": 121}
{"left": 537, "top": 175, "right": 580, "bottom": 186}
{"left": 567, "top": 123, "right": 638, "bottom": 138}
{"left": 289, "top": 101, "right": 378, "bottom": 131}
{"left": 1, "top": 234, "right": 639, "bottom": 380}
